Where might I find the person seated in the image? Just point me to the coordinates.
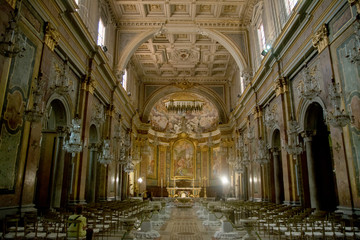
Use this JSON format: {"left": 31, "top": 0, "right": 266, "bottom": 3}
{"left": 68, "top": 205, "right": 88, "bottom": 239}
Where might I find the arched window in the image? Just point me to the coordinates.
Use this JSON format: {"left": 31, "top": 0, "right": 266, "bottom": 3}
{"left": 285, "top": 0, "right": 298, "bottom": 16}
{"left": 257, "top": 22, "right": 266, "bottom": 52}
{"left": 122, "top": 69, "right": 128, "bottom": 90}
{"left": 97, "top": 18, "right": 105, "bottom": 46}
{"left": 74, "top": 0, "right": 79, "bottom": 4}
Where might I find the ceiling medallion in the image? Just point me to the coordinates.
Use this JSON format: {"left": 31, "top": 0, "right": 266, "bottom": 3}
{"left": 172, "top": 80, "right": 197, "bottom": 90}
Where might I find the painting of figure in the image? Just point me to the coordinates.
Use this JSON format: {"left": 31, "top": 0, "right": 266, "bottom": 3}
{"left": 173, "top": 140, "right": 194, "bottom": 178}
{"left": 146, "top": 145, "right": 156, "bottom": 178}
{"left": 211, "top": 147, "right": 222, "bottom": 179}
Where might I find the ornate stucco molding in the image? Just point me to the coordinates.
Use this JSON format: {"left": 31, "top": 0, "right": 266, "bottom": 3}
{"left": 312, "top": 24, "right": 329, "bottom": 54}
{"left": 349, "top": 0, "right": 360, "bottom": 14}
{"left": 44, "top": 23, "right": 60, "bottom": 51}
{"left": 274, "top": 77, "right": 288, "bottom": 96}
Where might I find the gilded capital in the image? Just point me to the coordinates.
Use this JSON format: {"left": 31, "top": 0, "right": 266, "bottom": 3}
{"left": 349, "top": 0, "right": 360, "bottom": 14}
{"left": 274, "top": 77, "right": 288, "bottom": 96}
{"left": 253, "top": 105, "right": 262, "bottom": 119}
{"left": 44, "top": 23, "right": 60, "bottom": 51}
{"left": 312, "top": 24, "right": 329, "bottom": 53}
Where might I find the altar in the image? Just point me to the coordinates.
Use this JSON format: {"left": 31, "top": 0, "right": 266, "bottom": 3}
{"left": 166, "top": 187, "right": 202, "bottom": 198}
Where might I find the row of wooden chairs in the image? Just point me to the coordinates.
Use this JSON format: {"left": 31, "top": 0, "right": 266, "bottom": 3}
{"left": 0, "top": 199, "right": 149, "bottom": 240}
{"left": 223, "top": 201, "right": 360, "bottom": 239}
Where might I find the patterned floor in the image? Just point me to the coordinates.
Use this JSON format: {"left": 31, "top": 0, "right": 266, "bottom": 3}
{"left": 158, "top": 207, "right": 216, "bottom": 240}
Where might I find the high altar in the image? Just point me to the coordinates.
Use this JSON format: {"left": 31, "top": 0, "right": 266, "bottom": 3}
{"left": 166, "top": 187, "right": 202, "bottom": 198}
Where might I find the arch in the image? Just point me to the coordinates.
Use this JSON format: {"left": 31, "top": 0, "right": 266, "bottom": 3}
{"left": 296, "top": 96, "right": 327, "bottom": 132}
{"left": 142, "top": 85, "right": 228, "bottom": 123}
{"left": 44, "top": 93, "right": 73, "bottom": 129}
{"left": 301, "top": 101, "right": 338, "bottom": 211}
{"left": 116, "top": 26, "right": 248, "bottom": 75}
{"left": 89, "top": 124, "right": 99, "bottom": 144}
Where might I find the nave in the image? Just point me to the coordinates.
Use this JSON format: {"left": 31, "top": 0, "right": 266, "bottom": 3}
{"left": 3, "top": 197, "right": 360, "bottom": 240}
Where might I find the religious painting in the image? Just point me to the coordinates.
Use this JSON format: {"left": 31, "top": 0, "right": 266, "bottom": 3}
{"left": 211, "top": 147, "right": 222, "bottom": 179}
{"left": 172, "top": 139, "right": 195, "bottom": 178}
{"left": 146, "top": 145, "right": 157, "bottom": 179}
{"left": 149, "top": 92, "right": 219, "bottom": 135}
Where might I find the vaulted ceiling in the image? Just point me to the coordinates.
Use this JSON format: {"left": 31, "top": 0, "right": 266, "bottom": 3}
{"left": 107, "top": 0, "right": 257, "bottom": 126}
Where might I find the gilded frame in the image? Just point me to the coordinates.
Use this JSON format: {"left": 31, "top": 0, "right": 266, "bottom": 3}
{"left": 171, "top": 139, "right": 196, "bottom": 180}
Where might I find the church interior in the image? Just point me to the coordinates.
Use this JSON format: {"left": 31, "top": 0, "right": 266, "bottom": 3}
{"left": 0, "top": 0, "right": 360, "bottom": 239}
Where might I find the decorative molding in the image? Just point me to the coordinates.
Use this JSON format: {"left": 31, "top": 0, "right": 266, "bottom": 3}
{"left": 274, "top": 77, "right": 288, "bottom": 96}
{"left": 349, "top": 0, "right": 360, "bottom": 14}
{"left": 171, "top": 80, "right": 199, "bottom": 90}
{"left": 5, "top": 0, "right": 16, "bottom": 8}
{"left": 252, "top": 105, "right": 262, "bottom": 119}
{"left": 312, "top": 24, "right": 329, "bottom": 53}
{"left": 44, "top": 22, "right": 60, "bottom": 52}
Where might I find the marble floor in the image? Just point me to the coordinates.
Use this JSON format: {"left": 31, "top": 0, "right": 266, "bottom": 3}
{"left": 158, "top": 207, "right": 216, "bottom": 240}
{"left": 106, "top": 204, "right": 277, "bottom": 240}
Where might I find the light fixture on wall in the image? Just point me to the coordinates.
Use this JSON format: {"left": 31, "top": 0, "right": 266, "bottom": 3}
{"left": 284, "top": 120, "right": 303, "bottom": 156}
{"left": 25, "top": 73, "right": 44, "bottom": 123}
{"left": 98, "top": 139, "right": 113, "bottom": 166}
{"left": 327, "top": 81, "right": 352, "bottom": 128}
{"left": 63, "top": 117, "right": 83, "bottom": 157}
{"left": 165, "top": 99, "right": 204, "bottom": 113}
{"left": 254, "top": 139, "right": 269, "bottom": 165}
{"left": 261, "top": 44, "right": 271, "bottom": 56}
{"left": 0, "top": 0, "right": 27, "bottom": 58}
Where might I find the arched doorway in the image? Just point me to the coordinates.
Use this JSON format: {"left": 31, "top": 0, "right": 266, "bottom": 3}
{"left": 85, "top": 124, "right": 98, "bottom": 203}
{"left": 272, "top": 129, "right": 284, "bottom": 204}
{"left": 303, "top": 102, "right": 338, "bottom": 211}
{"left": 35, "top": 99, "right": 70, "bottom": 211}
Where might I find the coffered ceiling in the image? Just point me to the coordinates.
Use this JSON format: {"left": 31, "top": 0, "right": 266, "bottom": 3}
{"left": 109, "top": 0, "right": 256, "bottom": 84}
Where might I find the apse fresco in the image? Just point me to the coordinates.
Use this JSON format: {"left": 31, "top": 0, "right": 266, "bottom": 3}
{"left": 149, "top": 92, "right": 219, "bottom": 134}
{"left": 173, "top": 139, "right": 195, "bottom": 178}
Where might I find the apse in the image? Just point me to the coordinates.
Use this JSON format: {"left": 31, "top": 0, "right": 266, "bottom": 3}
{"left": 149, "top": 92, "right": 219, "bottom": 136}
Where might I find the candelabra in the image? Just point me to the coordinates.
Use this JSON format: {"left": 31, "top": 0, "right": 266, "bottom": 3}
{"left": 327, "top": 81, "right": 352, "bottom": 128}
{"left": 25, "top": 74, "right": 44, "bottom": 122}
{"left": 0, "top": 0, "right": 26, "bottom": 58}
{"left": 284, "top": 120, "right": 303, "bottom": 156}
{"left": 241, "top": 144, "right": 251, "bottom": 166}
{"left": 254, "top": 139, "right": 269, "bottom": 165}
{"left": 124, "top": 155, "right": 135, "bottom": 173}
{"left": 98, "top": 139, "right": 113, "bottom": 166}
{"left": 297, "top": 65, "right": 321, "bottom": 101}
{"left": 63, "top": 117, "right": 83, "bottom": 157}
{"left": 165, "top": 99, "right": 204, "bottom": 113}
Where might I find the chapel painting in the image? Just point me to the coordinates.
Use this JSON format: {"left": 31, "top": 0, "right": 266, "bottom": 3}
{"left": 211, "top": 147, "right": 222, "bottom": 179}
{"left": 173, "top": 139, "right": 195, "bottom": 178}
{"left": 146, "top": 145, "right": 156, "bottom": 179}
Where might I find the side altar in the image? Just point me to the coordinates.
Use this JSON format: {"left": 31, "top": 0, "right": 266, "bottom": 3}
{"left": 166, "top": 187, "right": 202, "bottom": 198}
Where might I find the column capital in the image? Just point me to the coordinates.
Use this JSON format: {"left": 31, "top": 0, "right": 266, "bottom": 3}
{"left": 271, "top": 147, "right": 280, "bottom": 154}
{"left": 301, "top": 131, "right": 316, "bottom": 141}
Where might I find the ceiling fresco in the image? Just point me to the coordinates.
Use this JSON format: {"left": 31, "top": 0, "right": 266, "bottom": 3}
{"left": 149, "top": 92, "right": 219, "bottom": 134}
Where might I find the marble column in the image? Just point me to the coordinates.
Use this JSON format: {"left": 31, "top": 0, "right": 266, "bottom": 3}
{"left": 272, "top": 149, "right": 282, "bottom": 204}
{"left": 303, "top": 132, "right": 320, "bottom": 210}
